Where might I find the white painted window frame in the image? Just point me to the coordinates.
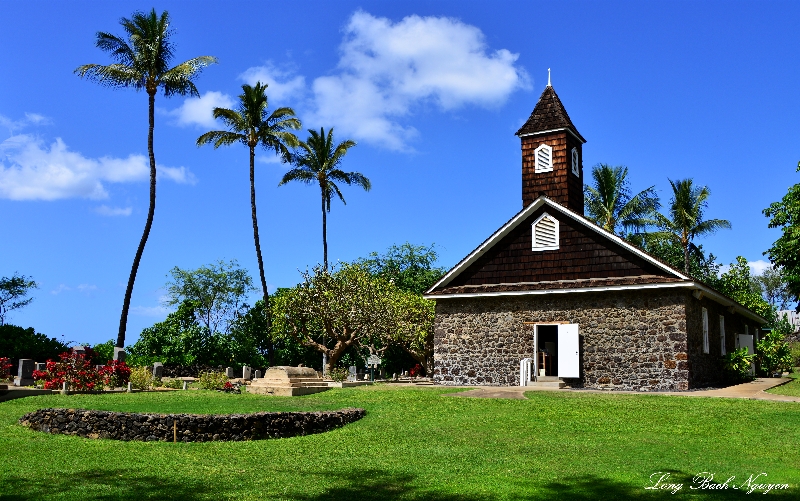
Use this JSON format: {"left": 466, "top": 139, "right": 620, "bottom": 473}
{"left": 534, "top": 144, "right": 553, "bottom": 173}
{"left": 531, "top": 212, "right": 559, "bottom": 251}
{"left": 702, "top": 307, "right": 709, "bottom": 354}
{"left": 719, "top": 315, "right": 726, "bottom": 355}
{"left": 571, "top": 147, "right": 579, "bottom": 176}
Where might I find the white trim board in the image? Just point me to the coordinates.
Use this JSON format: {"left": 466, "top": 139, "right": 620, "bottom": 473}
{"left": 517, "top": 127, "right": 586, "bottom": 144}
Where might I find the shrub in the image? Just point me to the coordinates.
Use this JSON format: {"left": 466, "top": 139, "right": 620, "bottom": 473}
{"left": 0, "top": 357, "right": 11, "bottom": 382}
{"left": 197, "top": 371, "right": 228, "bottom": 390}
{"left": 32, "top": 351, "right": 103, "bottom": 390}
{"left": 0, "top": 324, "right": 69, "bottom": 365}
{"left": 756, "top": 330, "right": 793, "bottom": 375}
{"left": 328, "top": 366, "right": 348, "bottom": 382}
{"left": 789, "top": 341, "right": 800, "bottom": 369}
{"left": 722, "top": 348, "right": 755, "bottom": 383}
{"left": 162, "top": 378, "right": 184, "bottom": 389}
{"left": 129, "top": 366, "right": 155, "bottom": 390}
{"left": 98, "top": 360, "right": 131, "bottom": 388}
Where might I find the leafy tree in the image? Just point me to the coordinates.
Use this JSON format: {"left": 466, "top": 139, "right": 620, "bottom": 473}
{"left": 279, "top": 127, "right": 370, "bottom": 269}
{"left": 165, "top": 260, "right": 255, "bottom": 335}
{"left": 716, "top": 257, "right": 772, "bottom": 319}
{"left": 752, "top": 265, "right": 793, "bottom": 310}
{"left": 127, "top": 299, "right": 221, "bottom": 366}
{"left": 273, "top": 263, "right": 402, "bottom": 373}
{"left": 0, "top": 273, "right": 38, "bottom": 325}
{"left": 628, "top": 235, "right": 721, "bottom": 284}
{"left": 583, "top": 164, "right": 660, "bottom": 236}
{"left": 653, "top": 178, "right": 731, "bottom": 274}
{"left": 76, "top": 9, "right": 217, "bottom": 348}
{"left": 227, "top": 299, "right": 271, "bottom": 367}
{"left": 196, "top": 82, "right": 300, "bottom": 311}
{"left": 357, "top": 242, "right": 446, "bottom": 295}
{"left": 756, "top": 329, "right": 793, "bottom": 375}
{"left": 0, "top": 324, "right": 68, "bottom": 362}
{"left": 763, "top": 163, "right": 800, "bottom": 306}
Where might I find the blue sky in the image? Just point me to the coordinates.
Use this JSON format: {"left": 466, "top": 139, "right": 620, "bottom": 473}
{"left": 1, "top": 1, "right": 798, "bottom": 347}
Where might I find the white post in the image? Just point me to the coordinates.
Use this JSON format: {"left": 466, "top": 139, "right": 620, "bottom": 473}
{"left": 322, "top": 353, "right": 328, "bottom": 375}
{"left": 182, "top": 381, "right": 188, "bottom": 391}
{"left": 127, "top": 382, "right": 132, "bottom": 393}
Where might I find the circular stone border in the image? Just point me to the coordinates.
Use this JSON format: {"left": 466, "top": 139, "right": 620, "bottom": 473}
{"left": 19, "top": 407, "right": 365, "bottom": 442}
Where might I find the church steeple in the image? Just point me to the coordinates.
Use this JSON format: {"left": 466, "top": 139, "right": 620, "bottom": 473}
{"left": 516, "top": 82, "right": 586, "bottom": 213}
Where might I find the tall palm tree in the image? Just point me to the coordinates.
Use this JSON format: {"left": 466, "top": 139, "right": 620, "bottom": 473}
{"left": 654, "top": 178, "right": 731, "bottom": 274}
{"left": 584, "top": 164, "right": 660, "bottom": 236}
{"left": 196, "top": 82, "right": 301, "bottom": 315}
{"left": 279, "top": 127, "right": 370, "bottom": 269}
{"left": 76, "top": 9, "right": 217, "bottom": 349}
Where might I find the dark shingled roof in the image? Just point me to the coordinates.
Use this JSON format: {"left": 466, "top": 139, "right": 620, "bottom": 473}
{"left": 427, "top": 276, "right": 684, "bottom": 296}
{"left": 516, "top": 85, "right": 585, "bottom": 142}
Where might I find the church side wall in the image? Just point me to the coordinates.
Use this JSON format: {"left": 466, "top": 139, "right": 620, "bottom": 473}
{"left": 432, "top": 289, "right": 690, "bottom": 391}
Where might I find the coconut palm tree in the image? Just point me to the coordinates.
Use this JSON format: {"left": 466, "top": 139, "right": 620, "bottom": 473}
{"left": 654, "top": 178, "right": 731, "bottom": 274}
{"left": 196, "top": 82, "right": 301, "bottom": 312}
{"left": 75, "top": 9, "right": 217, "bottom": 349}
{"left": 279, "top": 127, "right": 370, "bottom": 269}
{"left": 584, "top": 164, "right": 660, "bottom": 236}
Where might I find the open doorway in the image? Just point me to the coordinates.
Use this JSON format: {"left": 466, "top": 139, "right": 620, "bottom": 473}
{"left": 535, "top": 325, "right": 559, "bottom": 376}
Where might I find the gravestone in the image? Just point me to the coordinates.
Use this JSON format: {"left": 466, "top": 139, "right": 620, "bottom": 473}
{"left": 182, "top": 381, "right": 188, "bottom": 390}
{"left": 347, "top": 366, "right": 357, "bottom": 382}
{"left": 225, "top": 367, "right": 235, "bottom": 378}
{"left": 254, "top": 370, "right": 262, "bottom": 379}
{"left": 72, "top": 346, "right": 87, "bottom": 357}
{"left": 113, "top": 348, "right": 127, "bottom": 363}
{"left": 96, "top": 365, "right": 105, "bottom": 372}
{"left": 248, "top": 366, "right": 330, "bottom": 396}
{"left": 242, "top": 366, "right": 252, "bottom": 380}
{"left": 14, "top": 359, "right": 35, "bottom": 386}
{"left": 152, "top": 362, "right": 164, "bottom": 379}
{"left": 35, "top": 362, "right": 47, "bottom": 372}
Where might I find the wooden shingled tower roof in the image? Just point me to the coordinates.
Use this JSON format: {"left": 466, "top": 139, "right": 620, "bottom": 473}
{"left": 516, "top": 85, "right": 586, "bottom": 143}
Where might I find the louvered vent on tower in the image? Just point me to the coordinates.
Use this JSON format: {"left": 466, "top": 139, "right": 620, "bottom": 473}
{"left": 532, "top": 213, "right": 559, "bottom": 251}
{"left": 534, "top": 144, "right": 553, "bottom": 173}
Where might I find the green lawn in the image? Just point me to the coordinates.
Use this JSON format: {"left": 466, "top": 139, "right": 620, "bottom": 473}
{"left": 767, "top": 370, "right": 800, "bottom": 397}
{"left": 1, "top": 386, "right": 798, "bottom": 500}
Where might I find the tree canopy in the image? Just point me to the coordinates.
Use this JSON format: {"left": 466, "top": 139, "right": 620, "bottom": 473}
{"left": 583, "top": 164, "right": 660, "bottom": 236}
{"left": 763, "top": 163, "right": 800, "bottom": 307}
{"left": 356, "top": 242, "right": 446, "bottom": 295}
{"left": 0, "top": 273, "right": 38, "bottom": 326}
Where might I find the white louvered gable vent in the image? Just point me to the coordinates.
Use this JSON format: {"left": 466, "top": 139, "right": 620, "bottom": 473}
{"left": 571, "top": 147, "right": 579, "bottom": 176}
{"left": 532, "top": 213, "right": 559, "bottom": 251}
{"left": 534, "top": 144, "right": 553, "bottom": 173}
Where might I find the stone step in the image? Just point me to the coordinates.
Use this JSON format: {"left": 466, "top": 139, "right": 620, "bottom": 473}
{"left": 528, "top": 380, "right": 566, "bottom": 389}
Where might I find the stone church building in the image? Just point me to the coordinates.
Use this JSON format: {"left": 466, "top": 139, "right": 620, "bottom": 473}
{"left": 424, "top": 83, "right": 766, "bottom": 391}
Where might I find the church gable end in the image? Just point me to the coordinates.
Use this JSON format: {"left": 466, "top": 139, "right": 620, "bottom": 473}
{"left": 433, "top": 203, "right": 680, "bottom": 294}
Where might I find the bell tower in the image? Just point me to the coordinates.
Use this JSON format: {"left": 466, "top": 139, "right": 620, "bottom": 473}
{"left": 516, "top": 73, "right": 586, "bottom": 213}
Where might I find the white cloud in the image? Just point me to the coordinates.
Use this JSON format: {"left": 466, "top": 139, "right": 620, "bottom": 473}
{"left": 0, "top": 134, "right": 195, "bottom": 201}
{"left": 239, "top": 63, "right": 307, "bottom": 103}
{"left": 51, "top": 284, "right": 71, "bottom": 295}
{"left": 95, "top": 205, "right": 132, "bottom": 217}
{"left": 130, "top": 305, "right": 172, "bottom": 317}
{"left": 51, "top": 283, "right": 98, "bottom": 295}
{"left": 748, "top": 260, "right": 771, "bottom": 276}
{"left": 0, "top": 112, "right": 52, "bottom": 133}
{"left": 167, "top": 91, "right": 235, "bottom": 128}
{"left": 305, "top": 11, "right": 529, "bottom": 150}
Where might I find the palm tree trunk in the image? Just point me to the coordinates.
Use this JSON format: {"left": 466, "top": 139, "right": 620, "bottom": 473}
{"left": 683, "top": 242, "right": 691, "bottom": 275}
{"left": 321, "top": 187, "right": 328, "bottom": 270}
{"left": 249, "top": 145, "right": 273, "bottom": 364}
{"left": 117, "top": 90, "right": 157, "bottom": 348}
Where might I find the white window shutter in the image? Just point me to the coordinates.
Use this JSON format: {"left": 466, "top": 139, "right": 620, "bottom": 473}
{"left": 571, "top": 147, "right": 579, "bottom": 175}
{"left": 534, "top": 144, "right": 553, "bottom": 173}
{"left": 532, "top": 213, "right": 559, "bottom": 251}
{"left": 702, "top": 308, "right": 709, "bottom": 354}
{"left": 719, "top": 315, "right": 726, "bottom": 355}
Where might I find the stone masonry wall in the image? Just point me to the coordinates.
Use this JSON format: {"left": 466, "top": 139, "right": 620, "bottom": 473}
{"left": 433, "top": 289, "right": 690, "bottom": 391}
{"left": 19, "top": 408, "right": 365, "bottom": 442}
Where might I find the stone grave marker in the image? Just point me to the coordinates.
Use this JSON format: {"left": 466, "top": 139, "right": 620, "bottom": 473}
{"left": 242, "top": 366, "right": 252, "bottom": 380}
{"left": 15, "top": 359, "right": 35, "bottom": 386}
{"left": 72, "top": 346, "right": 87, "bottom": 357}
{"left": 35, "top": 362, "right": 47, "bottom": 372}
{"left": 225, "top": 367, "right": 235, "bottom": 378}
{"left": 152, "top": 362, "right": 164, "bottom": 379}
{"left": 347, "top": 366, "right": 357, "bottom": 382}
{"left": 113, "top": 348, "right": 127, "bottom": 363}
{"left": 254, "top": 370, "right": 262, "bottom": 379}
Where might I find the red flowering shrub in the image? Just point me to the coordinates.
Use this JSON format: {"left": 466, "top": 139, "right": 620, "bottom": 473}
{"left": 31, "top": 351, "right": 126, "bottom": 390}
{"left": 409, "top": 364, "right": 423, "bottom": 377}
{"left": 0, "top": 357, "right": 12, "bottom": 381}
{"left": 98, "top": 360, "right": 131, "bottom": 388}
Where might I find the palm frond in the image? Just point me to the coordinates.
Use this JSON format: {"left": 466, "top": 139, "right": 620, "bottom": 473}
{"left": 196, "top": 130, "right": 244, "bottom": 149}
{"left": 279, "top": 167, "right": 315, "bottom": 186}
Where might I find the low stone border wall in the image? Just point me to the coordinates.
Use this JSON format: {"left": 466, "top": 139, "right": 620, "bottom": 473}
{"left": 19, "top": 407, "right": 365, "bottom": 442}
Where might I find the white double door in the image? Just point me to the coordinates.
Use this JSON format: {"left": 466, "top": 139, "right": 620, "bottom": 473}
{"left": 535, "top": 324, "right": 580, "bottom": 378}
